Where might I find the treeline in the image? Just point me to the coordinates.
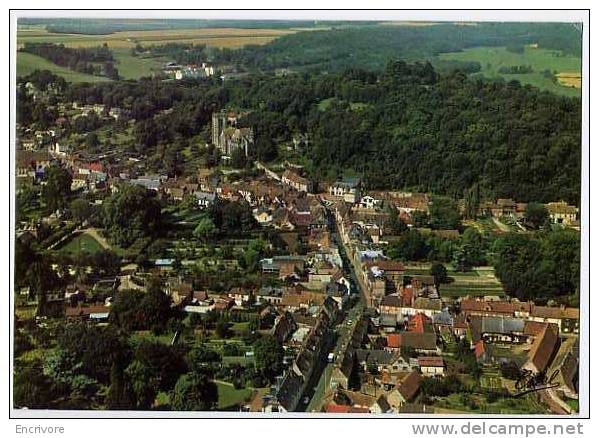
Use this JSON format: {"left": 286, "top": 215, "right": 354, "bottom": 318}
{"left": 498, "top": 65, "right": 534, "bottom": 74}
{"left": 20, "top": 43, "right": 120, "bottom": 79}
{"left": 19, "top": 18, "right": 350, "bottom": 34}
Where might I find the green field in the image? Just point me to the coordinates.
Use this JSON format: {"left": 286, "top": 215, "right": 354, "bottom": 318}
{"left": 438, "top": 46, "right": 581, "bottom": 97}
{"left": 57, "top": 232, "right": 105, "bottom": 255}
{"left": 17, "top": 52, "right": 111, "bottom": 83}
{"left": 216, "top": 382, "right": 252, "bottom": 410}
{"left": 112, "top": 48, "right": 169, "bottom": 80}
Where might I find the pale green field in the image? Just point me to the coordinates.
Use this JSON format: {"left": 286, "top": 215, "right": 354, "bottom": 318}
{"left": 112, "top": 48, "right": 169, "bottom": 80}
{"left": 438, "top": 46, "right": 581, "bottom": 97}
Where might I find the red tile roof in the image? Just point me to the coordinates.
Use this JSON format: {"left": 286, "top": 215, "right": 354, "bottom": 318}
{"left": 417, "top": 356, "right": 445, "bottom": 367}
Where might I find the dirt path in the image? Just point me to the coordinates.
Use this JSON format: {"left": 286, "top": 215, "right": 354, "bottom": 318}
{"left": 82, "top": 227, "right": 112, "bottom": 250}
{"left": 492, "top": 217, "right": 511, "bottom": 232}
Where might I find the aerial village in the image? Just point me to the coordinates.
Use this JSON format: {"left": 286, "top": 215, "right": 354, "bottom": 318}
{"left": 14, "top": 77, "right": 580, "bottom": 414}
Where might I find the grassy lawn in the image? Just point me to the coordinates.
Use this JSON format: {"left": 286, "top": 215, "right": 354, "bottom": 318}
{"left": 438, "top": 46, "right": 581, "bottom": 97}
{"left": 216, "top": 382, "right": 253, "bottom": 410}
{"left": 17, "top": 52, "right": 111, "bottom": 83}
{"left": 56, "top": 232, "right": 105, "bottom": 255}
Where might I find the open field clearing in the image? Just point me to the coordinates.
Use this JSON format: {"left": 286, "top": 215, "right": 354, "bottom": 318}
{"left": 216, "top": 382, "right": 253, "bottom": 410}
{"left": 55, "top": 232, "right": 105, "bottom": 255}
{"left": 556, "top": 72, "right": 582, "bottom": 89}
{"left": 17, "top": 27, "right": 295, "bottom": 49}
{"left": 438, "top": 46, "right": 581, "bottom": 97}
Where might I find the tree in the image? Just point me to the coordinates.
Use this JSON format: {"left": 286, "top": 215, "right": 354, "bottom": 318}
{"left": 139, "top": 280, "right": 173, "bottom": 334}
{"left": 253, "top": 336, "right": 284, "bottom": 381}
{"left": 525, "top": 203, "right": 549, "bottom": 229}
{"left": 386, "top": 229, "right": 429, "bottom": 261}
{"left": 385, "top": 207, "right": 407, "bottom": 235}
{"left": 230, "top": 147, "right": 248, "bottom": 168}
{"left": 85, "top": 132, "right": 101, "bottom": 151}
{"left": 429, "top": 196, "right": 461, "bottom": 230}
{"left": 193, "top": 216, "right": 216, "bottom": 241}
{"left": 26, "top": 258, "right": 59, "bottom": 315}
{"left": 106, "top": 362, "right": 135, "bottom": 410}
{"left": 13, "top": 361, "right": 60, "bottom": 409}
{"left": 53, "top": 322, "right": 129, "bottom": 384}
{"left": 125, "top": 340, "right": 188, "bottom": 409}
{"left": 464, "top": 184, "right": 480, "bottom": 219}
{"left": 453, "top": 228, "right": 487, "bottom": 272}
{"left": 42, "top": 163, "right": 72, "bottom": 213}
{"left": 215, "top": 320, "right": 231, "bottom": 339}
{"left": 430, "top": 263, "right": 449, "bottom": 288}
{"left": 492, "top": 233, "right": 547, "bottom": 301}
{"left": 102, "top": 185, "right": 162, "bottom": 247}
{"left": 171, "top": 372, "right": 218, "bottom": 411}
{"left": 69, "top": 198, "right": 95, "bottom": 224}
{"left": 218, "top": 201, "right": 258, "bottom": 235}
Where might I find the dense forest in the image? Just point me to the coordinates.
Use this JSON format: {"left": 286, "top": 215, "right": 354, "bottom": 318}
{"left": 205, "top": 23, "right": 582, "bottom": 72}
{"left": 45, "top": 57, "right": 580, "bottom": 204}
{"left": 20, "top": 43, "right": 120, "bottom": 79}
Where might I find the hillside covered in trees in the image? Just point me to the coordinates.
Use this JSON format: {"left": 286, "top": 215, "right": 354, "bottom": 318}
{"left": 47, "top": 57, "right": 581, "bottom": 205}
{"left": 210, "top": 22, "right": 582, "bottom": 72}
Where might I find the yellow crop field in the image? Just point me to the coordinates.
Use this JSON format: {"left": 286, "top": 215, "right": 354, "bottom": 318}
{"left": 16, "top": 27, "right": 295, "bottom": 49}
{"left": 556, "top": 72, "right": 582, "bottom": 89}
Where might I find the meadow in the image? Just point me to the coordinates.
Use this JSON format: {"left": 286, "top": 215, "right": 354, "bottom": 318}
{"left": 438, "top": 46, "right": 581, "bottom": 97}
{"left": 17, "top": 51, "right": 111, "bottom": 83}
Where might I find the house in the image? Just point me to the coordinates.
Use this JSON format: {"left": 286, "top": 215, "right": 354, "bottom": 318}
{"left": 228, "top": 287, "right": 253, "bottom": 306}
{"left": 359, "top": 195, "right": 382, "bottom": 210}
{"left": 474, "top": 340, "right": 492, "bottom": 363}
{"left": 556, "top": 346, "right": 579, "bottom": 400}
{"left": 370, "top": 395, "right": 392, "bottom": 414}
{"left": 460, "top": 299, "right": 532, "bottom": 319}
{"left": 387, "top": 371, "right": 422, "bottom": 409}
{"left": 195, "top": 191, "right": 216, "bottom": 208}
{"left": 491, "top": 198, "right": 517, "bottom": 218}
{"left": 386, "top": 332, "right": 438, "bottom": 355}
{"left": 329, "top": 177, "right": 361, "bottom": 203}
{"left": 545, "top": 201, "right": 578, "bottom": 226}
{"left": 523, "top": 323, "right": 560, "bottom": 374}
{"left": 65, "top": 304, "right": 110, "bottom": 320}
{"left": 213, "top": 295, "right": 236, "bottom": 311}
{"left": 16, "top": 150, "right": 51, "bottom": 181}
{"left": 529, "top": 305, "right": 579, "bottom": 334}
{"left": 407, "top": 313, "right": 434, "bottom": 334}
{"left": 472, "top": 316, "right": 527, "bottom": 344}
{"left": 330, "top": 351, "right": 353, "bottom": 390}
{"left": 261, "top": 256, "right": 306, "bottom": 278}
{"left": 355, "top": 349, "right": 411, "bottom": 373}
{"left": 324, "top": 403, "right": 369, "bottom": 414}
{"left": 417, "top": 356, "right": 445, "bottom": 376}
{"left": 271, "top": 311, "right": 297, "bottom": 343}
{"left": 281, "top": 169, "right": 310, "bottom": 192}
